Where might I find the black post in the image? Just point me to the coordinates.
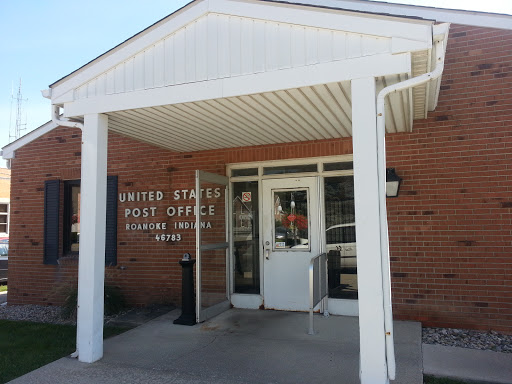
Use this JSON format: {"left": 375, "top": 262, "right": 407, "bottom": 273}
{"left": 173, "top": 253, "right": 197, "bottom": 326}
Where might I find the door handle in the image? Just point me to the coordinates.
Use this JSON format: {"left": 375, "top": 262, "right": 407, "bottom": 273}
{"left": 264, "top": 241, "right": 270, "bottom": 260}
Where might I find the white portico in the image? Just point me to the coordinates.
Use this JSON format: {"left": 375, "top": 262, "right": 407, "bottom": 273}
{"left": 42, "top": 1, "right": 448, "bottom": 382}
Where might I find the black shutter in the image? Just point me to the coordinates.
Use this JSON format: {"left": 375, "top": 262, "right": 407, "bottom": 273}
{"left": 105, "top": 175, "right": 118, "bottom": 266}
{"left": 44, "top": 180, "right": 60, "bottom": 265}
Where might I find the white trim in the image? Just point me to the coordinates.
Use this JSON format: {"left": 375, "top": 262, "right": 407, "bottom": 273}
{"left": 277, "top": 0, "right": 512, "bottom": 30}
{"left": 2, "top": 121, "right": 58, "bottom": 160}
{"left": 327, "top": 298, "right": 359, "bottom": 316}
{"left": 228, "top": 154, "right": 353, "bottom": 174}
{"left": 231, "top": 294, "right": 263, "bottom": 309}
{"left": 211, "top": 0, "right": 433, "bottom": 41}
{"left": 63, "top": 53, "right": 411, "bottom": 118}
{"left": 49, "top": 0, "right": 435, "bottom": 102}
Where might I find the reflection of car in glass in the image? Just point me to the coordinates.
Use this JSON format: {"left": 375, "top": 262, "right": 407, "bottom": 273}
{"left": 275, "top": 227, "right": 309, "bottom": 249}
{"left": 326, "top": 224, "right": 356, "bottom": 271}
{"left": 0, "top": 238, "right": 8, "bottom": 284}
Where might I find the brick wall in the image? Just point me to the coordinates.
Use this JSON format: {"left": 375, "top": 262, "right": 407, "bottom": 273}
{"left": 8, "top": 128, "right": 351, "bottom": 307}
{"left": 387, "top": 24, "right": 512, "bottom": 333}
{"left": 7, "top": 24, "right": 512, "bottom": 333}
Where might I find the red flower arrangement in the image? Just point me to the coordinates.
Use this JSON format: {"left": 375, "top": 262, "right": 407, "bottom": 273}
{"left": 281, "top": 214, "right": 308, "bottom": 230}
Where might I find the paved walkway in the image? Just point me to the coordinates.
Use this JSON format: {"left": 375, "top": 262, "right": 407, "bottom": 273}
{"left": 9, "top": 308, "right": 422, "bottom": 384}
{"left": 7, "top": 307, "right": 512, "bottom": 384}
{"left": 423, "top": 344, "right": 512, "bottom": 384}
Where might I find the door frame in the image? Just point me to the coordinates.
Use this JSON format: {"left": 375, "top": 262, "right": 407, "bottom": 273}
{"left": 227, "top": 155, "right": 357, "bottom": 315}
{"left": 195, "top": 170, "right": 231, "bottom": 323}
{"left": 262, "top": 176, "right": 322, "bottom": 311}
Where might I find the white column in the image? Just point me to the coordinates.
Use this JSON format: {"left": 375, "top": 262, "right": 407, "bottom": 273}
{"left": 351, "top": 77, "right": 389, "bottom": 384}
{"left": 77, "top": 113, "right": 108, "bottom": 363}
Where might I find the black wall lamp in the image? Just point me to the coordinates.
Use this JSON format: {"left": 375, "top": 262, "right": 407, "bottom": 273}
{"left": 386, "top": 168, "right": 402, "bottom": 197}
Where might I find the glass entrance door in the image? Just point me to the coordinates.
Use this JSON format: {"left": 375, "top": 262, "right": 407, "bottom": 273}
{"left": 195, "top": 170, "right": 230, "bottom": 323}
{"left": 262, "top": 177, "right": 321, "bottom": 311}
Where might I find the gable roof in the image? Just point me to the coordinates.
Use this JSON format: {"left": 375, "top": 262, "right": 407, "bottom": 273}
{"left": 46, "top": 0, "right": 512, "bottom": 91}
{"left": 5, "top": 0, "right": 508, "bottom": 157}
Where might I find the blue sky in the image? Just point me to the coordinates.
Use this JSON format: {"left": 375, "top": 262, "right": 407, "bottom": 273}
{"left": 1, "top": 0, "right": 511, "bottom": 152}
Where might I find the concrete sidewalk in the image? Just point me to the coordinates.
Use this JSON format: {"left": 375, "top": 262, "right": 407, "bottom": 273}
{"left": 423, "top": 343, "right": 512, "bottom": 384}
{"left": 9, "top": 308, "right": 422, "bottom": 384}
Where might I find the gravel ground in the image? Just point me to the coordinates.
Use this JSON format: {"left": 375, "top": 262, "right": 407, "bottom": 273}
{"left": 2, "top": 302, "right": 511, "bottom": 354}
{"left": 423, "top": 327, "right": 512, "bottom": 353}
{"left": 0, "top": 304, "right": 73, "bottom": 325}
{"left": 0, "top": 303, "right": 126, "bottom": 325}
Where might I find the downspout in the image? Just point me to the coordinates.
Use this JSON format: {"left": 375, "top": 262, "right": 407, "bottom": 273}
{"left": 376, "top": 24, "right": 449, "bottom": 381}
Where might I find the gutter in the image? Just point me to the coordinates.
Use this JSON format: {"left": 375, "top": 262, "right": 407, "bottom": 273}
{"left": 42, "top": 89, "right": 84, "bottom": 130}
{"left": 51, "top": 105, "right": 84, "bottom": 130}
{"left": 376, "top": 23, "right": 450, "bottom": 381}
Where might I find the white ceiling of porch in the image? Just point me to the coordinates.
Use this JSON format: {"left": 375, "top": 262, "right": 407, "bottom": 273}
{"left": 107, "top": 75, "right": 412, "bottom": 152}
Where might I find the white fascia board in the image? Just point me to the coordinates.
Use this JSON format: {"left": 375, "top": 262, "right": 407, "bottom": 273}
{"left": 63, "top": 53, "right": 411, "bottom": 118}
{"left": 211, "top": 0, "right": 433, "bottom": 42}
{"left": 53, "top": 90, "right": 75, "bottom": 105}
{"left": 392, "top": 37, "right": 431, "bottom": 54}
{"left": 2, "top": 121, "right": 59, "bottom": 159}
{"left": 50, "top": 0, "right": 209, "bottom": 103}
{"left": 279, "top": 0, "right": 512, "bottom": 31}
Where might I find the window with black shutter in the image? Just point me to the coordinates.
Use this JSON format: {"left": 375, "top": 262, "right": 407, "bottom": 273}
{"left": 43, "top": 180, "right": 60, "bottom": 265}
{"left": 43, "top": 176, "right": 117, "bottom": 265}
{"left": 63, "top": 180, "right": 81, "bottom": 255}
{"left": 105, "top": 176, "right": 118, "bottom": 266}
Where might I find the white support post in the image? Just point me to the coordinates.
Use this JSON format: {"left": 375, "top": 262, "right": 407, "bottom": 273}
{"left": 77, "top": 113, "right": 108, "bottom": 363}
{"left": 351, "top": 78, "right": 389, "bottom": 384}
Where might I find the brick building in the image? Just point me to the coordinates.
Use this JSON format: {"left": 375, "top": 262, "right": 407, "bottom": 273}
{"left": 2, "top": 0, "right": 511, "bottom": 381}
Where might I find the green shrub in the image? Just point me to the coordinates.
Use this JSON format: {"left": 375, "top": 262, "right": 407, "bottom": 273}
{"left": 104, "top": 285, "right": 126, "bottom": 316}
{"left": 61, "top": 285, "right": 127, "bottom": 320}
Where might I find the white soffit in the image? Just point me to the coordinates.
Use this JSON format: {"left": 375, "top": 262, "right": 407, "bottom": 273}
{"left": 106, "top": 76, "right": 411, "bottom": 153}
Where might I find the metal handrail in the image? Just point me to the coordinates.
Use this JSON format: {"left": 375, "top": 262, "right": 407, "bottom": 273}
{"left": 308, "top": 252, "right": 328, "bottom": 335}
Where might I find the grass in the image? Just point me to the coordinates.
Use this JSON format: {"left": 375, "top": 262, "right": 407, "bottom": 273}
{"left": 0, "top": 285, "right": 6, "bottom": 293}
{"left": 0, "top": 320, "right": 130, "bottom": 384}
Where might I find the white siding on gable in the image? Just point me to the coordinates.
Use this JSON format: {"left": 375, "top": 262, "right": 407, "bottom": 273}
{"left": 74, "top": 13, "right": 391, "bottom": 100}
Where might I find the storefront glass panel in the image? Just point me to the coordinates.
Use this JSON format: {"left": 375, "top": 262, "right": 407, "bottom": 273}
{"left": 263, "top": 164, "right": 317, "bottom": 175}
{"left": 323, "top": 161, "right": 354, "bottom": 172}
{"left": 231, "top": 168, "right": 258, "bottom": 177}
{"left": 196, "top": 171, "right": 230, "bottom": 322}
{"left": 232, "top": 181, "right": 260, "bottom": 294}
{"left": 272, "top": 190, "right": 309, "bottom": 251}
{"left": 324, "top": 176, "right": 358, "bottom": 300}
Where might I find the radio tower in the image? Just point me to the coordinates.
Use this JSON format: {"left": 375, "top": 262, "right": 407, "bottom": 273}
{"left": 9, "top": 78, "right": 28, "bottom": 142}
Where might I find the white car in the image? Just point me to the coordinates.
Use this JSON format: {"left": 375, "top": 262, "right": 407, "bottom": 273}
{"left": 0, "top": 239, "right": 8, "bottom": 283}
{"left": 326, "top": 223, "right": 356, "bottom": 271}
